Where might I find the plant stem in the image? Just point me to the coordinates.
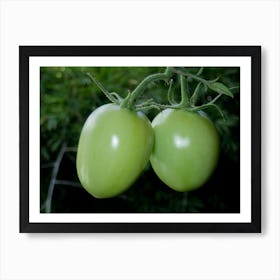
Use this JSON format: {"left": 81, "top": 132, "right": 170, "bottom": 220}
{"left": 167, "top": 79, "right": 176, "bottom": 105}
{"left": 45, "top": 142, "right": 67, "bottom": 213}
{"left": 172, "top": 68, "right": 209, "bottom": 86}
{"left": 182, "top": 192, "right": 189, "bottom": 211}
{"left": 128, "top": 67, "right": 173, "bottom": 108}
{"left": 191, "top": 103, "right": 225, "bottom": 120}
{"left": 87, "top": 73, "right": 121, "bottom": 104}
{"left": 179, "top": 74, "right": 189, "bottom": 107}
{"left": 55, "top": 180, "right": 82, "bottom": 188}
{"left": 207, "top": 93, "right": 222, "bottom": 105}
{"left": 135, "top": 101, "right": 174, "bottom": 111}
{"left": 190, "top": 82, "right": 202, "bottom": 106}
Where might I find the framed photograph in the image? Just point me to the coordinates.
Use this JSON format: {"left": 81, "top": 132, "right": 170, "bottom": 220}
{"left": 19, "top": 46, "right": 261, "bottom": 233}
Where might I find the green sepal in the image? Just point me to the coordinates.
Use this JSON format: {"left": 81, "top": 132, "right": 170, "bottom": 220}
{"left": 208, "top": 82, "right": 233, "bottom": 98}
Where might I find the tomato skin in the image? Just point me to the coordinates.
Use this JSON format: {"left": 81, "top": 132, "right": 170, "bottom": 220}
{"left": 76, "top": 104, "right": 154, "bottom": 198}
{"left": 150, "top": 109, "right": 219, "bottom": 192}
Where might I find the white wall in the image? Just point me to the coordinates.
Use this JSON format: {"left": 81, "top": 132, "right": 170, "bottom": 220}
{"left": 0, "top": 0, "right": 279, "bottom": 279}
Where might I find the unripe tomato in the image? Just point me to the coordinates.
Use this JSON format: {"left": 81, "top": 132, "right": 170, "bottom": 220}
{"left": 150, "top": 109, "right": 219, "bottom": 192}
{"left": 76, "top": 104, "right": 154, "bottom": 198}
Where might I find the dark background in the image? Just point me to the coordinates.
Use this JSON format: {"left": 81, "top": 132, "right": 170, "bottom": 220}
{"left": 40, "top": 67, "right": 240, "bottom": 213}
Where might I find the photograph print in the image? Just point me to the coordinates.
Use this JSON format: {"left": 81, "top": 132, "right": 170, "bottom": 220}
{"left": 20, "top": 46, "right": 261, "bottom": 232}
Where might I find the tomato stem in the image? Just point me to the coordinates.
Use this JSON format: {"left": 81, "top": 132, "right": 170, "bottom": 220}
{"left": 196, "top": 67, "right": 204, "bottom": 76}
{"left": 127, "top": 67, "right": 173, "bottom": 109}
{"left": 190, "top": 82, "right": 202, "bottom": 106}
{"left": 167, "top": 79, "right": 177, "bottom": 105}
{"left": 179, "top": 74, "right": 190, "bottom": 107}
{"left": 135, "top": 102, "right": 174, "bottom": 111}
{"left": 172, "top": 67, "right": 210, "bottom": 88}
{"left": 87, "top": 67, "right": 231, "bottom": 119}
{"left": 87, "top": 73, "right": 122, "bottom": 105}
{"left": 191, "top": 103, "right": 225, "bottom": 120}
{"left": 208, "top": 93, "right": 222, "bottom": 105}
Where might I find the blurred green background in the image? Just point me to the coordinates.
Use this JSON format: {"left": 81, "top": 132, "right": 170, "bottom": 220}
{"left": 40, "top": 67, "right": 240, "bottom": 213}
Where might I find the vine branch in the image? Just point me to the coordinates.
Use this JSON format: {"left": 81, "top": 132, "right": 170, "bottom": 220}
{"left": 45, "top": 142, "right": 67, "bottom": 213}
{"left": 127, "top": 67, "right": 173, "bottom": 108}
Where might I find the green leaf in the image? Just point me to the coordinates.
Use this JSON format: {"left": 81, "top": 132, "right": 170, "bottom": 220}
{"left": 208, "top": 82, "right": 233, "bottom": 98}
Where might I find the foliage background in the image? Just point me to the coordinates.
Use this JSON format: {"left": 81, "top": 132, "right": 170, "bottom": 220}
{"left": 40, "top": 67, "right": 240, "bottom": 213}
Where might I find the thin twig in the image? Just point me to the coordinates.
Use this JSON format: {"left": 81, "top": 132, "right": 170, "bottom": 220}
{"left": 207, "top": 93, "right": 222, "bottom": 105}
{"left": 41, "top": 162, "right": 55, "bottom": 168}
{"left": 45, "top": 142, "right": 67, "bottom": 213}
{"left": 87, "top": 72, "right": 121, "bottom": 104}
{"left": 129, "top": 67, "right": 173, "bottom": 106}
{"left": 182, "top": 192, "right": 189, "bottom": 211}
{"left": 55, "top": 180, "right": 82, "bottom": 188}
{"left": 172, "top": 68, "right": 208, "bottom": 85}
{"left": 64, "top": 147, "right": 77, "bottom": 152}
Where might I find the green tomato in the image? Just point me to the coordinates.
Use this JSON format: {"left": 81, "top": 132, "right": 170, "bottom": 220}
{"left": 76, "top": 104, "right": 154, "bottom": 198}
{"left": 150, "top": 109, "right": 219, "bottom": 192}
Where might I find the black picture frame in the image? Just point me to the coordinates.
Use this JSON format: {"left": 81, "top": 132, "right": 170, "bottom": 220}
{"left": 19, "top": 46, "right": 261, "bottom": 233}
